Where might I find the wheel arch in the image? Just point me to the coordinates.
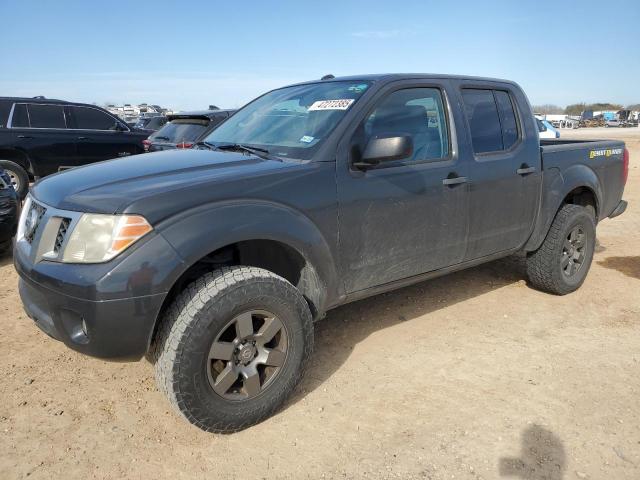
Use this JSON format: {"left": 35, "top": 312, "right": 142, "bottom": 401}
{"left": 147, "top": 201, "right": 341, "bottom": 349}
{"left": 0, "top": 148, "right": 33, "bottom": 176}
{"left": 524, "top": 165, "right": 601, "bottom": 252}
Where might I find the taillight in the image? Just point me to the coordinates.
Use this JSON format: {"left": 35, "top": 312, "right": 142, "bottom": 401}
{"left": 176, "top": 142, "right": 193, "bottom": 149}
{"left": 623, "top": 147, "right": 629, "bottom": 185}
{"left": 142, "top": 139, "right": 151, "bottom": 152}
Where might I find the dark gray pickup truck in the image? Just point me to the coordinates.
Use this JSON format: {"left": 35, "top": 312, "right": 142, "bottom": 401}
{"left": 14, "top": 74, "right": 629, "bottom": 432}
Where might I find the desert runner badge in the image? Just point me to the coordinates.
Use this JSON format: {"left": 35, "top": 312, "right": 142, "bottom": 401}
{"left": 308, "top": 99, "right": 355, "bottom": 111}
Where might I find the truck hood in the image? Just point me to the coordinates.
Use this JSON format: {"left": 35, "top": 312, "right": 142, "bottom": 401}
{"left": 32, "top": 150, "right": 294, "bottom": 218}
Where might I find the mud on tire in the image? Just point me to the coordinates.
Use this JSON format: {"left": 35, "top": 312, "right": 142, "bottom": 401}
{"left": 526, "top": 204, "right": 596, "bottom": 295}
{"left": 149, "top": 266, "right": 314, "bottom": 433}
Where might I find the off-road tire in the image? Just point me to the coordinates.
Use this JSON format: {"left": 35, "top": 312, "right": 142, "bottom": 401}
{"left": 526, "top": 204, "right": 596, "bottom": 295}
{"left": 0, "top": 160, "right": 29, "bottom": 199}
{"left": 149, "top": 266, "right": 314, "bottom": 433}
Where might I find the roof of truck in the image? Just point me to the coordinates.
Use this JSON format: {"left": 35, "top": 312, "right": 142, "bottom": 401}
{"left": 290, "top": 73, "right": 518, "bottom": 87}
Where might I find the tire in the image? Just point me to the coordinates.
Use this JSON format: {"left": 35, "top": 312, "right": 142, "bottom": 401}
{"left": 0, "top": 160, "right": 29, "bottom": 199}
{"left": 526, "top": 204, "right": 596, "bottom": 295}
{"left": 149, "top": 266, "right": 314, "bottom": 433}
{"left": 0, "top": 240, "right": 11, "bottom": 255}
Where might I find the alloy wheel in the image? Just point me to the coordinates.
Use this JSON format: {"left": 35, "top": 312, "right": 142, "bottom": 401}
{"left": 5, "top": 169, "right": 20, "bottom": 192}
{"left": 207, "top": 310, "right": 289, "bottom": 401}
{"left": 561, "top": 225, "right": 587, "bottom": 277}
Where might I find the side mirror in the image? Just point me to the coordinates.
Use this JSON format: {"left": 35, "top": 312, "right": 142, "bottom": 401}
{"left": 114, "top": 122, "right": 128, "bottom": 132}
{"left": 353, "top": 135, "right": 413, "bottom": 169}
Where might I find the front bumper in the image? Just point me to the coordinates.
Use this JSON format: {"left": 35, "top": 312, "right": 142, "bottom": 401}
{"left": 13, "top": 208, "right": 185, "bottom": 360}
{"left": 18, "top": 275, "right": 166, "bottom": 360}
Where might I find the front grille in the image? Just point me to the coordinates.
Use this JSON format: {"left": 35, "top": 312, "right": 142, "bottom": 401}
{"left": 53, "top": 218, "right": 71, "bottom": 254}
{"left": 24, "top": 202, "right": 47, "bottom": 244}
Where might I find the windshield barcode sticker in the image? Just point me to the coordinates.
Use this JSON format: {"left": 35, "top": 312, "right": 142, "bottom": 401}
{"left": 308, "top": 99, "right": 355, "bottom": 111}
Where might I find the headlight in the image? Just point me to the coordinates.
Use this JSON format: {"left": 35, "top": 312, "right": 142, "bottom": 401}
{"left": 62, "top": 214, "right": 152, "bottom": 263}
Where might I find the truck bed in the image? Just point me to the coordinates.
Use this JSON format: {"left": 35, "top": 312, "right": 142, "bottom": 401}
{"left": 540, "top": 138, "right": 626, "bottom": 221}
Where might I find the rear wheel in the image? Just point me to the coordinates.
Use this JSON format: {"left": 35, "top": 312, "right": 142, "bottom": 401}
{"left": 150, "top": 266, "right": 314, "bottom": 433}
{"left": 0, "top": 160, "right": 29, "bottom": 199}
{"left": 526, "top": 204, "right": 596, "bottom": 295}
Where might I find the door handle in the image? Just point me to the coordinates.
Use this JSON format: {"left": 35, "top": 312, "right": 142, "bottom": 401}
{"left": 17, "top": 135, "right": 33, "bottom": 139}
{"left": 442, "top": 175, "right": 468, "bottom": 186}
{"left": 517, "top": 166, "right": 536, "bottom": 175}
{"left": 77, "top": 136, "right": 89, "bottom": 140}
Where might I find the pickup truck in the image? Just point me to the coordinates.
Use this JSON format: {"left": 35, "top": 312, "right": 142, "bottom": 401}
{"left": 14, "top": 74, "right": 629, "bottom": 433}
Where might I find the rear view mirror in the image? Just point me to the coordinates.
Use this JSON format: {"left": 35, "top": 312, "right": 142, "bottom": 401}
{"left": 354, "top": 135, "right": 413, "bottom": 169}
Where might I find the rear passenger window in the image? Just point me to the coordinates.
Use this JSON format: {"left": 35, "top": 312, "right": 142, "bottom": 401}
{"left": 0, "top": 101, "right": 13, "bottom": 128}
{"left": 462, "top": 89, "right": 503, "bottom": 153}
{"left": 494, "top": 90, "right": 518, "bottom": 149}
{"left": 70, "top": 106, "right": 117, "bottom": 130}
{"left": 462, "top": 88, "right": 520, "bottom": 154}
{"left": 11, "top": 104, "right": 30, "bottom": 128}
{"left": 28, "top": 104, "right": 66, "bottom": 128}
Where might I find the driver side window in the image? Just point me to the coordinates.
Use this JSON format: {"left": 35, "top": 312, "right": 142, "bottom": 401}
{"left": 354, "top": 87, "right": 450, "bottom": 164}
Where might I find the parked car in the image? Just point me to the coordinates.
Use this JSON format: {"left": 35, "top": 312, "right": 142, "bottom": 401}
{"left": 134, "top": 115, "right": 168, "bottom": 133}
{"left": 143, "top": 110, "right": 234, "bottom": 152}
{"left": 0, "top": 97, "right": 149, "bottom": 198}
{"left": 0, "top": 168, "right": 19, "bottom": 253}
{"left": 15, "top": 74, "right": 629, "bottom": 433}
{"left": 536, "top": 118, "right": 560, "bottom": 139}
{"left": 605, "top": 119, "right": 624, "bottom": 128}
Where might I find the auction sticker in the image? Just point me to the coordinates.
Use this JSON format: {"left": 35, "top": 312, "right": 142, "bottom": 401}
{"left": 308, "top": 99, "right": 354, "bottom": 111}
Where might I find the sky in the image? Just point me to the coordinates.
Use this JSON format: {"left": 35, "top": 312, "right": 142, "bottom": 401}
{"left": 0, "top": 0, "right": 638, "bottom": 111}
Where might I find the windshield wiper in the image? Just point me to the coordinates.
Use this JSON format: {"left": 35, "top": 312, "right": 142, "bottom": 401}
{"left": 154, "top": 136, "right": 170, "bottom": 141}
{"left": 214, "top": 143, "right": 282, "bottom": 161}
{"left": 194, "top": 141, "right": 216, "bottom": 150}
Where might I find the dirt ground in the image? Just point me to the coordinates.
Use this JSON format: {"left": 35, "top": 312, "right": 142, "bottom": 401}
{"left": 1, "top": 127, "right": 639, "bottom": 480}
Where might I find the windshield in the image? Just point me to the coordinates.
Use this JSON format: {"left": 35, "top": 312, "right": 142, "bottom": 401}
{"left": 204, "top": 81, "right": 371, "bottom": 159}
{"left": 150, "top": 119, "right": 208, "bottom": 143}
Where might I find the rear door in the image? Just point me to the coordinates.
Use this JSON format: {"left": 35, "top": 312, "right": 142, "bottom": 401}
{"left": 336, "top": 80, "right": 469, "bottom": 293}
{"left": 8, "top": 103, "right": 77, "bottom": 176}
{"left": 67, "top": 105, "right": 142, "bottom": 165}
{"left": 455, "top": 84, "right": 541, "bottom": 260}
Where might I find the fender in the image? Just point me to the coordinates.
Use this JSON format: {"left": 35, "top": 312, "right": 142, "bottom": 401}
{"left": 524, "top": 164, "right": 601, "bottom": 252}
{"left": 157, "top": 199, "right": 341, "bottom": 312}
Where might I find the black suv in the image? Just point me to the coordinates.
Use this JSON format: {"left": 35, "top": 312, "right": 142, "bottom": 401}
{"left": 145, "top": 110, "right": 234, "bottom": 152}
{"left": 0, "top": 97, "right": 149, "bottom": 198}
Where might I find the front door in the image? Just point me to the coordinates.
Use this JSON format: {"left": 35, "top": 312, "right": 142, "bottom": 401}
{"left": 336, "top": 82, "right": 469, "bottom": 293}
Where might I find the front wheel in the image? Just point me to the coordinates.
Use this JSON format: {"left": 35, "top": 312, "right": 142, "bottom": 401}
{"left": 150, "top": 266, "right": 314, "bottom": 433}
{"left": 526, "top": 204, "right": 596, "bottom": 295}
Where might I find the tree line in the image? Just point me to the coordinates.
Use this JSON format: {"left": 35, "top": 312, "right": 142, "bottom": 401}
{"left": 533, "top": 103, "right": 640, "bottom": 115}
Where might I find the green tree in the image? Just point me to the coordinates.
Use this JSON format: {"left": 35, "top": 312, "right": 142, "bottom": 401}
{"left": 532, "top": 104, "right": 564, "bottom": 114}
{"left": 564, "top": 103, "right": 587, "bottom": 115}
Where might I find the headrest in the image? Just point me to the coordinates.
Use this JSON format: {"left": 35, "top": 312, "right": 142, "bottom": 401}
{"left": 371, "top": 105, "right": 427, "bottom": 136}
